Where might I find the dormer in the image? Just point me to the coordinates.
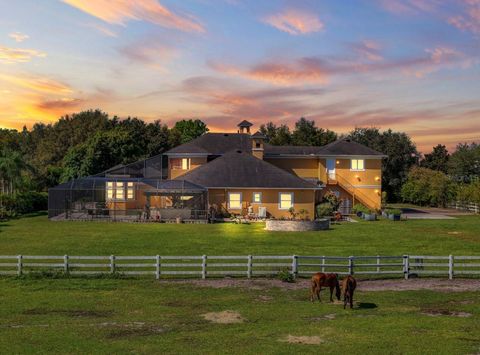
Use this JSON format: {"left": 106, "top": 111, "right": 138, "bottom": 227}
{"left": 237, "top": 120, "right": 253, "bottom": 134}
{"left": 251, "top": 131, "right": 266, "bottom": 160}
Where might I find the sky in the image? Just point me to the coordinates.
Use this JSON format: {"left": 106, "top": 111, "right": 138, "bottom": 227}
{"left": 0, "top": 0, "right": 479, "bottom": 153}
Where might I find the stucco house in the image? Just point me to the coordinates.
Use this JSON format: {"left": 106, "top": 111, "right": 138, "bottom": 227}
{"left": 48, "top": 121, "right": 385, "bottom": 221}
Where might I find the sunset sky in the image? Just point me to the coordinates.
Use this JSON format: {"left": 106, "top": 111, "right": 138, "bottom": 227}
{"left": 0, "top": 0, "right": 479, "bottom": 152}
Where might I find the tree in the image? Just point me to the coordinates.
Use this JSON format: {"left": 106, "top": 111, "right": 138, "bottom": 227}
{"left": 448, "top": 142, "right": 480, "bottom": 182}
{"left": 259, "top": 122, "right": 292, "bottom": 145}
{"left": 0, "top": 148, "right": 30, "bottom": 195}
{"left": 420, "top": 144, "right": 449, "bottom": 173}
{"left": 291, "top": 117, "right": 337, "bottom": 146}
{"left": 170, "top": 119, "right": 208, "bottom": 145}
{"left": 401, "top": 167, "right": 455, "bottom": 207}
{"left": 348, "top": 127, "right": 419, "bottom": 202}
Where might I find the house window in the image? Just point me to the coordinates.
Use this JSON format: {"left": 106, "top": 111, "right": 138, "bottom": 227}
{"left": 127, "top": 182, "right": 134, "bottom": 200}
{"left": 182, "top": 158, "right": 190, "bottom": 170}
{"left": 106, "top": 181, "right": 134, "bottom": 201}
{"left": 351, "top": 159, "right": 365, "bottom": 171}
{"left": 252, "top": 192, "right": 262, "bottom": 203}
{"left": 228, "top": 192, "right": 242, "bottom": 209}
{"left": 279, "top": 192, "right": 293, "bottom": 210}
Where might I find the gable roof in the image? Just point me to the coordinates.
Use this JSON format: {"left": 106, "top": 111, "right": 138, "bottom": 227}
{"left": 237, "top": 120, "right": 253, "bottom": 127}
{"left": 317, "top": 139, "right": 385, "bottom": 156}
{"left": 166, "top": 133, "right": 251, "bottom": 155}
{"left": 177, "top": 150, "right": 319, "bottom": 189}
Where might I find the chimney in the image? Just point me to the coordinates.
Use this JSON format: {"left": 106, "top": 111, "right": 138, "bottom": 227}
{"left": 237, "top": 120, "right": 253, "bottom": 134}
{"left": 251, "top": 131, "right": 266, "bottom": 160}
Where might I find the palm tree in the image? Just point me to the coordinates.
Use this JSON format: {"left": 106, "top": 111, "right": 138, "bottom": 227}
{"left": 0, "top": 149, "right": 30, "bottom": 196}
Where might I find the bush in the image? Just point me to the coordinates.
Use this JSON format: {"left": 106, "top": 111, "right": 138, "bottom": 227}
{"left": 401, "top": 167, "right": 456, "bottom": 207}
{"left": 0, "top": 191, "right": 47, "bottom": 219}
{"left": 386, "top": 208, "right": 402, "bottom": 216}
{"left": 316, "top": 203, "right": 333, "bottom": 218}
{"left": 456, "top": 181, "right": 480, "bottom": 205}
{"left": 352, "top": 203, "right": 369, "bottom": 214}
{"left": 277, "top": 268, "right": 295, "bottom": 283}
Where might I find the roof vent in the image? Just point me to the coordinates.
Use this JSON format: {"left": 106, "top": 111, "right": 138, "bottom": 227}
{"left": 236, "top": 150, "right": 242, "bottom": 153}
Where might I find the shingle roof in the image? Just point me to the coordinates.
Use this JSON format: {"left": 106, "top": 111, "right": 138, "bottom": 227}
{"left": 166, "top": 133, "right": 252, "bottom": 155}
{"left": 317, "top": 139, "right": 385, "bottom": 156}
{"left": 177, "top": 150, "right": 319, "bottom": 189}
{"left": 251, "top": 131, "right": 266, "bottom": 139}
{"left": 167, "top": 134, "right": 384, "bottom": 157}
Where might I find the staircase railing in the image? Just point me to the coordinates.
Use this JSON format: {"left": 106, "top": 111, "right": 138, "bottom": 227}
{"left": 332, "top": 173, "right": 380, "bottom": 210}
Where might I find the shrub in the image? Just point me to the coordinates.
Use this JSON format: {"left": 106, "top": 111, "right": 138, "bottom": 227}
{"left": 401, "top": 167, "right": 456, "bottom": 207}
{"left": 0, "top": 191, "right": 47, "bottom": 219}
{"left": 277, "top": 268, "right": 295, "bottom": 283}
{"left": 322, "top": 191, "right": 341, "bottom": 211}
{"left": 352, "top": 203, "right": 369, "bottom": 214}
{"left": 386, "top": 208, "right": 402, "bottom": 215}
{"left": 316, "top": 203, "right": 333, "bottom": 218}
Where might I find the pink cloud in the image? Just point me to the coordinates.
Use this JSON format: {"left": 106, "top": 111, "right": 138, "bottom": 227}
{"left": 448, "top": 0, "right": 480, "bottom": 35}
{"left": 8, "top": 32, "right": 29, "bottom": 42}
{"left": 378, "top": 0, "right": 440, "bottom": 15}
{"left": 262, "top": 9, "right": 324, "bottom": 35}
{"left": 118, "top": 40, "right": 176, "bottom": 69}
{"left": 62, "top": 0, "right": 205, "bottom": 33}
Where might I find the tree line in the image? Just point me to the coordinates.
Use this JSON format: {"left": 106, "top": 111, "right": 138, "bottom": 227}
{"left": 0, "top": 110, "right": 478, "bottom": 216}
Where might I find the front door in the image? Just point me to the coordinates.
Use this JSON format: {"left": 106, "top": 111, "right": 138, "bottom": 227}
{"left": 326, "top": 158, "right": 336, "bottom": 180}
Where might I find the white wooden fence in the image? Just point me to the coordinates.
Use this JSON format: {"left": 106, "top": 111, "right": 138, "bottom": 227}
{"left": 447, "top": 202, "right": 479, "bottom": 213}
{"left": 0, "top": 255, "right": 479, "bottom": 280}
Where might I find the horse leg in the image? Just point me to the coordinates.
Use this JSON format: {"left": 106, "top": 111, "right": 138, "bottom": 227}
{"left": 329, "top": 286, "right": 334, "bottom": 302}
{"left": 317, "top": 285, "right": 321, "bottom": 302}
{"left": 343, "top": 292, "right": 348, "bottom": 309}
{"left": 350, "top": 290, "right": 354, "bottom": 309}
{"left": 310, "top": 282, "right": 316, "bottom": 302}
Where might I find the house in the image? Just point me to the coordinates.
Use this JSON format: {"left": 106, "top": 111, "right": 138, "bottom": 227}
{"left": 48, "top": 121, "right": 385, "bottom": 221}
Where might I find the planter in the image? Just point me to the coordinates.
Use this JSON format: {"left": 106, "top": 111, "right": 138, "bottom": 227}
{"left": 356, "top": 212, "right": 363, "bottom": 218}
{"left": 363, "top": 213, "right": 377, "bottom": 221}
{"left": 388, "top": 214, "right": 401, "bottom": 221}
{"left": 265, "top": 219, "right": 330, "bottom": 231}
{"left": 381, "top": 210, "right": 388, "bottom": 218}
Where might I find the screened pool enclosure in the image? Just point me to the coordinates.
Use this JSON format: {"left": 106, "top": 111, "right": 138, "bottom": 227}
{"left": 48, "top": 155, "right": 208, "bottom": 222}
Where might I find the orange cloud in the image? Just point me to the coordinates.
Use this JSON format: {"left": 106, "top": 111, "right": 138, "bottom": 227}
{"left": 0, "top": 73, "right": 72, "bottom": 94}
{"left": 62, "top": 0, "right": 205, "bottom": 32}
{"left": 0, "top": 46, "right": 46, "bottom": 63}
{"left": 209, "top": 57, "right": 330, "bottom": 85}
{"left": 262, "top": 9, "right": 324, "bottom": 35}
{"left": 8, "top": 32, "right": 29, "bottom": 42}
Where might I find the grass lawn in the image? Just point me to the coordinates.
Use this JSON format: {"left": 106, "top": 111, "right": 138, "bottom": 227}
{"left": 0, "top": 214, "right": 479, "bottom": 256}
{"left": 0, "top": 278, "right": 479, "bottom": 354}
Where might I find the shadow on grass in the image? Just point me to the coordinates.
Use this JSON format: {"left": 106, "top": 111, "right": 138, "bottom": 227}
{"left": 357, "top": 302, "right": 378, "bottom": 309}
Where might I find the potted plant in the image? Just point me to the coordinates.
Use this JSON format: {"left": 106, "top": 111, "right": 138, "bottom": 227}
{"left": 362, "top": 208, "right": 377, "bottom": 221}
{"left": 352, "top": 203, "right": 367, "bottom": 218}
{"left": 386, "top": 208, "right": 402, "bottom": 221}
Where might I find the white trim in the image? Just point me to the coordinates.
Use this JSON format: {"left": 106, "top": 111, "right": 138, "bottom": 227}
{"left": 252, "top": 192, "right": 262, "bottom": 204}
{"left": 228, "top": 192, "right": 242, "bottom": 210}
{"left": 205, "top": 187, "right": 321, "bottom": 190}
{"left": 350, "top": 185, "right": 382, "bottom": 188}
{"left": 278, "top": 192, "right": 294, "bottom": 210}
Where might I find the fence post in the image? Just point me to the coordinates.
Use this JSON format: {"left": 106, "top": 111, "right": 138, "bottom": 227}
{"left": 17, "top": 255, "right": 22, "bottom": 276}
{"left": 64, "top": 255, "right": 69, "bottom": 274}
{"left": 202, "top": 255, "right": 207, "bottom": 279}
{"left": 247, "top": 255, "right": 252, "bottom": 278}
{"left": 403, "top": 255, "right": 409, "bottom": 280}
{"left": 448, "top": 254, "right": 454, "bottom": 280}
{"left": 156, "top": 255, "right": 161, "bottom": 280}
{"left": 292, "top": 255, "right": 298, "bottom": 279}
{"left": 110, "top": 255, "right": 115, "bottom": 274}
{"left": 376, "top": 255, "right": 380, "bottom": 273}
{"left": 321, "top": 256, "right": 325, "bottom": 273}
{"left": 348, "top": 256, "right": 354, "bottom": 275}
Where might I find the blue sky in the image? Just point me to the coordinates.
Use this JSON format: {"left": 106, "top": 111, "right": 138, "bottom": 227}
{"left": 0, "top": 0, "right": 479, "bottom": 152}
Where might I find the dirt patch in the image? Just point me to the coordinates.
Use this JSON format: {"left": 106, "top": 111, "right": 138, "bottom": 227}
{"left": 160, "top": 278, "right": 480, "bottom": 293}
{"left": 105, "top": 323, "right": 164, "bottom": 339}
{"left": 202, "top": 310, "right": 245, "bottom": 324}
{"left": 309, "top": 313, "right": 336, "bottom": 321}
{"left": 257, "top": 295, "right": 273, "bottom": 302}
{"left": 421, "top": 309, "right": 472, "bottom": 318}
{"left": 23, "top": 308, "right": 113, "bottom": 317}
{"left": 280, "top": 335, "right": 323, "bottom": 345}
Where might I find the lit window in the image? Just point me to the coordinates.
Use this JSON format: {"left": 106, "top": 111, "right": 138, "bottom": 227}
{"left": 127, "top": 182, "right": 134, "bottom": 199}
{"left": 182, "top": 158, "right": 190, "bottom": 170}
{"left": 228, "top": 192, "right": 242, "bottom": 209}
{"left": 252, "top": 192, "right": 262, "bottom": 203}
{"left": 279, "top": 192, "right": 293, "bottom": 210}
{"left": 106, "top": 181, "right": 129, "bottom": 201}
{"left": 351, "top": 159, "right": 365, "bottom": 171}
{"left": 106, "top": 182, "right": 114, "bottom": 199}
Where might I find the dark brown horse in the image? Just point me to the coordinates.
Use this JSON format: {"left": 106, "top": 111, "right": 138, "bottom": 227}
{"left": 342, "top": 275, "right": 357, "bottom": 309}
{"left": 310, "top": 273, "right": 341, "bottom": 302}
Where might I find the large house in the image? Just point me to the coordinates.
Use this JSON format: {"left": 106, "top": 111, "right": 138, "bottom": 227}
{"left": 48, "top": 121, "right": 385, "bottom": 221}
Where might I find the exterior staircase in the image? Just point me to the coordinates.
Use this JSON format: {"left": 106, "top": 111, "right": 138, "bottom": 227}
{"left": 327, "top": 174, "right": 379, "bottom": 211}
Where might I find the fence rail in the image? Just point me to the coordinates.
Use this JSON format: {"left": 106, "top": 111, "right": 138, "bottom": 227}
{"left": 1, "top": 254, "right": 479, "bottom": 279}
{"left": 447, "top": 202, "right": 479, "bottom": 213}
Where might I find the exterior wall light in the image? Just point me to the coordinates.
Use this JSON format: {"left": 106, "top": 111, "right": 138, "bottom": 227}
{"left": 375, "top": 176, "right": 380, "bottom": 181}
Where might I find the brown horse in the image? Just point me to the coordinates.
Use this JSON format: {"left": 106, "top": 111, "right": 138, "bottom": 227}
{"left": 342, "top": 275, "right": 357, "bottom": 309}
{"left": 310, "top": 273, "right": 341, "bottom": 303}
